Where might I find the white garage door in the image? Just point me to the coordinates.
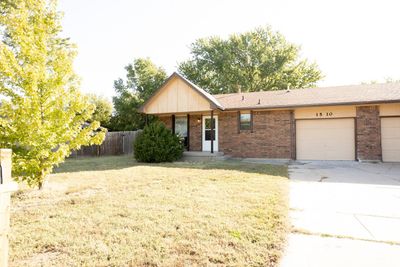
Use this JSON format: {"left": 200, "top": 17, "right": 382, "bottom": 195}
{"left": 381, "top": 117, "right": 400, "bottom": 162}
{"left": 296, "top": 119, "right": 355, "bottom": 160}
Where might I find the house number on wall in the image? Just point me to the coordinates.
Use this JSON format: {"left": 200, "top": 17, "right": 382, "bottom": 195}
{"left": 315, "top": 112, "right": 333, "bottom": 117}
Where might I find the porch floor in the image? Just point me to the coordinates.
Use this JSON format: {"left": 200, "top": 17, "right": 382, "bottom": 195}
{"left": 182, "top": 151, "right": 225, "bottom": 161}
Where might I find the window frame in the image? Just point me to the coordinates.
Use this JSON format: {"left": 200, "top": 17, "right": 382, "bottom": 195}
{"left": 238, "top": 111, "right": 253, "bottom": 132}
{"left": 174, "top": 115, "right": 189, "bottom": 147}
{"left": 174, "top": 116, "right": 188, "bottom": 138}
{"left": 204, "top": 117, "right": 216, "bottom": 141}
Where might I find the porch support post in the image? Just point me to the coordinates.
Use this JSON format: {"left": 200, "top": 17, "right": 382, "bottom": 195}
{"left": 210, "top": 110, "right": 214, "bottom": 154}
{"left": 250, "top": 110, "right": 253, "bottom": 133}
{"left": 187, "top": 114, "right": 190, "bottom": 151}
{"left": 201, "top": 114, "right": 203, "bottom": 151}
{"left": 172, "top": 115, "right": 175, "bottom": 134}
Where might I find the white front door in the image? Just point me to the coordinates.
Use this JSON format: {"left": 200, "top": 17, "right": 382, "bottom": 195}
{"left": 202, "top": 116, "right": 218, "bottom": 152}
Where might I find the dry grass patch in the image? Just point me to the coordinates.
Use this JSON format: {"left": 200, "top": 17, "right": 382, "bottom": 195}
{"left": 10, "top": 156, "right": 288, "bottom": 267}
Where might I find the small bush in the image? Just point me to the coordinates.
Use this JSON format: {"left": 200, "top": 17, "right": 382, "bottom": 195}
{"left": 134, "top": 122, "right": 184, "bottom": 163}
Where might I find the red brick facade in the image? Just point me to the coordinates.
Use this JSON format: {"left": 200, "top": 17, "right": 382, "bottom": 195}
{"left": 159, "top": 116, "right": 172, "bottom": 129}
{"left": 157, "top": 106, "right": 386, "bottom": 160}
{"left": 189, "top": 115, "right": 202, "bottom": 151}
{"left": 356, "top": 106, "right": 382, "bottom": 161}
{"left": 219, "top": 110, "right": 294, "bottom": 158}
{"left": 158, "top": 115, "right": 202, "bottom": 151}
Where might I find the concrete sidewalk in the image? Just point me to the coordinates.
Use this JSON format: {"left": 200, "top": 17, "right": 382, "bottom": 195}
{"left": 281, "top": 161, "right": 400, "bottom": 267}
{"left": 281, "top": 233, "right": 400, "bottom": 267}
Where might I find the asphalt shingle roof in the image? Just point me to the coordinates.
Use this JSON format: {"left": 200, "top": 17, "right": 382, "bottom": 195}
{"left": 212, "top": 83, "right": 400, "bottom": 110}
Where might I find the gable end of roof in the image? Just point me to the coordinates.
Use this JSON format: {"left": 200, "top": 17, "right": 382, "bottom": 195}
{"left": 138, "top": 72, "right": 224, "bottom": 113}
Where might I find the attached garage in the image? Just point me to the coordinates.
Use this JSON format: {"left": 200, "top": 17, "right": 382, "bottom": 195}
{"left": 141, "top": 72, "right": 400, "bottom": 161}
{"left": 296, "top": 118, "right": 355, "bottom": 160}
{"left": 381, "top": 117, "right": 400, "bottom": 162}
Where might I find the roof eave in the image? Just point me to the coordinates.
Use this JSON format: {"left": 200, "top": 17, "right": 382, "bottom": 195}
{"left": 221, "top": 99, "right": 400, "bottom": 111}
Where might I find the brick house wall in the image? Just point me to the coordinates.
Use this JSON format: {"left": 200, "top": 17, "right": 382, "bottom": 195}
{"left": 356, "top": 106, "right": 382, "bottom": 161}
{"left": 219, "top": 110, "right": 293, "bottom": 158}
{"left": 159, "top": 116, "right": 172, "bottom": 129}
{"left": 158, "top": 115, "right": 202, "bottom": 151}
{"left": 189, "top": 115, "right": 202, "bottom": 151}
{"left": 157, "top": 106, "right": 385, "bottom": 160}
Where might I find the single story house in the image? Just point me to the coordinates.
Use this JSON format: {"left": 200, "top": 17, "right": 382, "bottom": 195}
{"left": 139, "top": 72, "right": 400, "bottom": 162}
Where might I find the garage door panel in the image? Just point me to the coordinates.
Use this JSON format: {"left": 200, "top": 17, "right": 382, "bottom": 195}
{"left": 382, "top": 131, "right": 400, "bottom": 139}
{"left": 382, "top": 139, "right": 400, "bottom": 147}
{"left": 383, "top": 151, "right": 400, "bottom": 161}
{"left": 296, "top": 119, "right": 355, "bottom": 160}
{"left": 381, "top": 117, "right": 400, "bottom": 162}
{"left": 382, "top": 118, "right": 400, "bottom": 126}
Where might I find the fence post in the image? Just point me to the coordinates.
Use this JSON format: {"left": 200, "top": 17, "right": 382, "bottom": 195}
{"left": 122, "top": 133, "right": 125, "bottom": 154}
{"left": 0, "top": 149, "right": 18, "bottom": 267}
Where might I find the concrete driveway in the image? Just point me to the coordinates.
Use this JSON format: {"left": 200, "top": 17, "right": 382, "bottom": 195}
{"left": 280, "top": 161, "right": 400, "bottom": 267}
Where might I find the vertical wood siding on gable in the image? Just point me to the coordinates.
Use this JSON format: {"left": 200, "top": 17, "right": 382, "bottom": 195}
{"left": 144, "top": 77, "right": 213, "bottom": 114}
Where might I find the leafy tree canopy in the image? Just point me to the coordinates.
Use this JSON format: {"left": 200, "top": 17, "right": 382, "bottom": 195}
{"left": 178, "top": 26, "right": 323, "bottom": 94}
{"left": 87, "top": 94, "right": 112, "bottom": 127}
{"left": 109, "top": 58, "right": 167, "bottom": 131}
{"left": 0, "top": 0, "right": 105, "bottom": 188}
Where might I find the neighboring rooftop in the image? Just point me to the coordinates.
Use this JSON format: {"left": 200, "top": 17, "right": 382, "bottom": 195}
{"left": 212, "top": 82, "right": 400, "bottom": 110}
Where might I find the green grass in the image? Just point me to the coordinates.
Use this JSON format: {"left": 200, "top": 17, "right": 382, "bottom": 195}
{"left": 10, "top": 156, "right": 289, "bottom": 267}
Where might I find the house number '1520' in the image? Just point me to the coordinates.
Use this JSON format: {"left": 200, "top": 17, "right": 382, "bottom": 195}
{"left": 315, "top": 112, "right": 333, "bottom": 117}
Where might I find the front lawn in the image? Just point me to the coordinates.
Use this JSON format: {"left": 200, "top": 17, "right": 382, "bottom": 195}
{"left": 10, "top": 156, "right": 289, "bottom": 267}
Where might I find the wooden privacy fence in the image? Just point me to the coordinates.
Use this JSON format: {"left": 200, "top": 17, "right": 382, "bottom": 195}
{"left": 71, "top": 130, "right": 142, "bottom": 157}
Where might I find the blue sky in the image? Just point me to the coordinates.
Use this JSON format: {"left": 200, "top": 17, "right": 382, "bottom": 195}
{"left": 59, "top": 0, "right": 400, "bottom": 99}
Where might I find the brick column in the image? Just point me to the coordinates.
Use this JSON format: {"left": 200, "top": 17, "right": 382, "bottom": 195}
{"left": 356, "top": 106, "right": 382, "bottom": 161}
{"left": 189, "top": 115, "right": 202, "bottom": 151}
{"left": 290, "top": 110, "right": 296, "bottom": 160}
{"left": 0, "top": 149, "right": 18, "bottom": 267}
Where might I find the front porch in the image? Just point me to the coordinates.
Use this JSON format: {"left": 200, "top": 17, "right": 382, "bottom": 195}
{"left": 157, "top": 111, "right": 219, "bottom": 153}
{"left": 182, "top": 151, "right": 225, "bottom": 161}
{"left": 138, "top": 72, "right": 224, "bottom": 154}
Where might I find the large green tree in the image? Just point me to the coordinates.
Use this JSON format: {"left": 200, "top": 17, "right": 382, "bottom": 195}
{"left": 87, "top": 94, "right": 112, "bottom": 127}
{"left": 109, "top": 58, "right": 167, "bottom": 131}
{"left": 0, "top": 0, "right": 105, "bottom": 188}
{"left": 179, "top": 26, "right": 322, "bottom": 94}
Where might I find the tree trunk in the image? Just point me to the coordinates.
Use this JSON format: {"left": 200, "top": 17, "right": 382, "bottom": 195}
{"left": 38, "top": 169, "right": 45, "bottom": 190}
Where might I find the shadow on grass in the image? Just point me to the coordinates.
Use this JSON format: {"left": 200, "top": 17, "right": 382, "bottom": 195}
{"left": 169, "top": 160, "right": 289, "bottom": 177}
{"left": 54, "top": 155, "right": 136, "bottom": 173}
{"left": 55, "top": 155, "right": 288, "bottom": 178}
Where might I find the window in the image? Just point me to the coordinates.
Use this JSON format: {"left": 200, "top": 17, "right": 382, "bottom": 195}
{"left": 174, "top": 116, "right": 187, "bottom": 138}
{"left": 175, "top": 116, "right": 188, "bottom": 147}
{"left": 204, "top": 118, "right": 215, "bottom": 141}
{"left": 240, "top": 112, "right": 252, "bottom": 130}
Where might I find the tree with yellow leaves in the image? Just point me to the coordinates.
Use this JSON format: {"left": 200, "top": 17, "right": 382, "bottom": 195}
{"left": 0, "top": 0, "right": 105, "bottom": 188}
